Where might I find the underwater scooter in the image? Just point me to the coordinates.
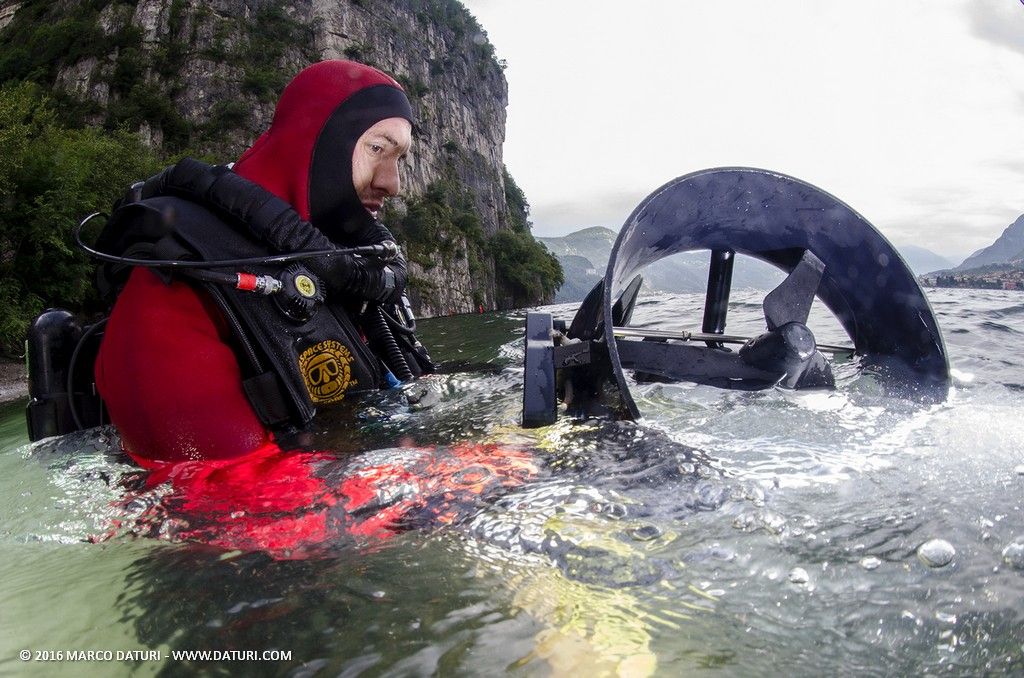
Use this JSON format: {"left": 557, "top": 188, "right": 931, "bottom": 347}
{"left": 522, "top": 167, "right": 950, "bottom": 427}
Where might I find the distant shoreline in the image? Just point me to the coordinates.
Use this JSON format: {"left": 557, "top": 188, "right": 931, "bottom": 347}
{"left": 922, "top": 283, "right": 1023, "bottom": 292}
{"left": 919, "top": 269, "right": 1024, "bottom": 292}
{"left": 0, "top": 360, "right": 27, "bottom": 405}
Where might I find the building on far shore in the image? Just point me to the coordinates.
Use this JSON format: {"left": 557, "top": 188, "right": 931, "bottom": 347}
{"left": 920, "top": 268, "right": 1024, "bottom": 291}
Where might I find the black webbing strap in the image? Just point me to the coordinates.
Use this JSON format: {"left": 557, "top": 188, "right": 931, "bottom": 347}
{"left": 242, "top": 372, "right": 298, "bottom": 427}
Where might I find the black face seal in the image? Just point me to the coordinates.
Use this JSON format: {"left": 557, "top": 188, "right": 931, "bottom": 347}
{"left": 308, "top": 85, "right": 413, "bottom": 244}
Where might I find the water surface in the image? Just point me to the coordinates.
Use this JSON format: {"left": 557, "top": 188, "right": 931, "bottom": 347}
{"left": 1, "top": 288, "right": 1022, "bottom": 676}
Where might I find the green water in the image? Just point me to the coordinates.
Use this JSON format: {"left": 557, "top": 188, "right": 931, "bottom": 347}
{"left": 1, "top": 292, "right": 1023, "bottom": 676}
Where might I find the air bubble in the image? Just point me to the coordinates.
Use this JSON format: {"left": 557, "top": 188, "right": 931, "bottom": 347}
{"left": 629, "top": 525, "right": 662, "bottom": 541}
{"left": 1001, "top": 540, "right": 1024, "bottom": 570}
{"left": 917, "top": 539, "right": 955, "bottom": 568}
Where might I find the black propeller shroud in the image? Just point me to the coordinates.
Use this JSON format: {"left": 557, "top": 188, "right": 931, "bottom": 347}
{"left": 522, "top": 167, "right": 949, "bottom": 427}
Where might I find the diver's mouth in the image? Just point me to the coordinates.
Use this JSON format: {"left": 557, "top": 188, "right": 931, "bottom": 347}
{"left": 362, "top": 201, "right": 383, "bottom": 216}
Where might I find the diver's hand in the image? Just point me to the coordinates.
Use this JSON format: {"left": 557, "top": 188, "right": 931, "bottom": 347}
{"left": 362, "top": 260, "right": 404, "bottom": 304}
{"left": 307, "top": 250, "right": 405, "bottom": 304}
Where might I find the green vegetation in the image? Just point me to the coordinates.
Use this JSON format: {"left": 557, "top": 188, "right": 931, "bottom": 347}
{"left": 153, "top": 0, "right": 189, "bottom": 79}
{"left": 343, "top": 43, "right": 370, "bottom": 61}
{"left": 503, "top": 166, "right": 530, "bottom": 232}
{"left": 494, "top": 165, "right": 562, "bottom": 305}
{"left": 382, "top": 166, "right": 491, "bottom": 309}
{"left": 381, "top": 184, "right": 467, "bottom": 309}
{"left": 394, "top": 74, "right": 429, "bottom": 100}
{"left": 0, "top": 0, "right": 108, "bottom": 86}
{"left": 0, "top": 82, "right": 160, "bottom": 355}
{"left": 410, "top": 0, "right": 500, "bottom": 72}
{"left": 383, "top": 161, "right": 562, "bottom": 309}
{"left": 0, "top": 0, "right": 302, "bottom": 348}
{"left": 490, "top": 230, "right": 563, "bottom": 307}
{"left": 412, "top": 0, "right": 479, "bottom": 39}
{"left": 384, "top": 174, "right": 486, "bottom": 268}
{"left": 0, "top": 0, "right": 320, "bottom": 156}
{"left": 233, "top": 4, "right": 318, "bottom": 103}
{"left": 0, "top": 0, "right": 315, "bottom": 350}
{"left": 0, "top": 0, "right": 557, "bottom": 344}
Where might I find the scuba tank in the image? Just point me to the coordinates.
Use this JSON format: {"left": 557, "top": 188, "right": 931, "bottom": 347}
{"left": 25, "top": 310, "right": 106, "bottom": 441}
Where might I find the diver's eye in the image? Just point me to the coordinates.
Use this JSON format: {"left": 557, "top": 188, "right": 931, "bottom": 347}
{"left": 369, "top": 144, "right": 384, "bottom": 155}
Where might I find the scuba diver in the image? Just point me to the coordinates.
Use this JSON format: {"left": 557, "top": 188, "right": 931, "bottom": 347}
{"left": 50, "top": 60, "right": 537, "bottom": 556}
{"left": 91, "top": 60, "right": 428, "bottom": 466}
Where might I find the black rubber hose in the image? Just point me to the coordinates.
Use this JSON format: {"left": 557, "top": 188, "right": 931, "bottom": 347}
{"left": 380, "top": 305, "right": 416, "bottom": 335}
{"left": 76, "top": 212, "right": 397, "bottom": 270}
{"left": 67, "top": 318, "right": 107, "bottom": 431}
{"left": 368, "top": 306, "right": 413, "bottom": 381}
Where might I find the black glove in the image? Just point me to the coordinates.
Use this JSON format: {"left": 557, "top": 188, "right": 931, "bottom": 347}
{"left": 307, "top": 246, "right": 407, "bottom": 304}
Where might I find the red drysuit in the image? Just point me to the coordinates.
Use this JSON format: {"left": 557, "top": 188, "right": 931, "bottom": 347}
{"left": 96, "top": 61, "right": 411, "bottom": 464}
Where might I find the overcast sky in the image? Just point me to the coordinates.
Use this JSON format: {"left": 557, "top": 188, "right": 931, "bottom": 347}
{"left": 460, "top": 0, "right": 1024, "bottom": 260}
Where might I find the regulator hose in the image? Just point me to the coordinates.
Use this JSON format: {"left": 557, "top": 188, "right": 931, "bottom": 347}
{"left": 75, "top": 212, "right": 399, "bottom": 270}
{"left": 67, "top": 318, "right": 107, "bottom": 431}
{"left": 379, "top": 305, "right": 416, "bottom": 335}
{"left": 368, "top": 305, "right": 414, "bottom": 381}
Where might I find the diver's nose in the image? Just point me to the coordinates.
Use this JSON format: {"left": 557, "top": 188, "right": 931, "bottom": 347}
{"left": 375, "top": 160, "right": 401, "bottom": 197}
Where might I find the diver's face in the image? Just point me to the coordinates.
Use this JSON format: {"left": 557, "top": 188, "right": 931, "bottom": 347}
{"left": 351, "top": 117, "right": 412, "bottom": 218}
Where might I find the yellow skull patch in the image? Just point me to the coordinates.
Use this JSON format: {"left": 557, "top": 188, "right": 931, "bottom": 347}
{"left": 298, "top": 340, "right": 358, "bottom": 403}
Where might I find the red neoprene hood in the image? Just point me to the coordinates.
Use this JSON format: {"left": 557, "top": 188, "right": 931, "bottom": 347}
{"left": 233, "top": 60, "right": 413, "bottom": 242}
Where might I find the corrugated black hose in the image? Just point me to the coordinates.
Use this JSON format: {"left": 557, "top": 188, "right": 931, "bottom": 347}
{"left": 367, "top": 305, "right": 414, "bottom": 381}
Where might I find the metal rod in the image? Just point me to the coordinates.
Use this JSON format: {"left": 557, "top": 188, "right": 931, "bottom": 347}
{"left": 611, "top": 327, "right": 855, "bottom": 355}
{"left": 702, "top": 249, "right": 734, "bottom": 348}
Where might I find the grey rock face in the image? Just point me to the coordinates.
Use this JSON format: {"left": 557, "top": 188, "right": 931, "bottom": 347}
{"left": 35, "top": 0, "right": 519, "bottom": 316}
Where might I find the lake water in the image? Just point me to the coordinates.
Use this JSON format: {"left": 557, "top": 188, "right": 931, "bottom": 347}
{"left": 1, "top": 287, "right": 1022, "bottom": 676}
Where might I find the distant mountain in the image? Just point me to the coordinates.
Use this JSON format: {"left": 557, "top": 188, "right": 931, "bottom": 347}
{"left": 896, "top": 245, "right": 955, "bottom": 276}
{"left": 537, "top": 227, "right": 618, "bottom": 269}
{"left": 551, "top": 254, "right": 603, "bottom": 303}
{"left": 536, "top": 228, "right": 613, "bottom": 302}
{"left": 956, "top": 214, "right": 1024, "bottom": 271}
{"left": 538, "top": 227, "right": 784, "bottom": 303}
{"left": 540, "top": 226, "right": 968, "bottom": 303}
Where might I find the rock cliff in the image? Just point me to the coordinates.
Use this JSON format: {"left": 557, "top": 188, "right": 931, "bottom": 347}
{"left": 0, "top": 0, "right": 558, "bottom": 315}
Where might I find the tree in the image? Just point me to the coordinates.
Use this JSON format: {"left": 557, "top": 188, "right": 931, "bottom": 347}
{"left": 489, "top": 230, "right": 563, "bottom": 307}
{"left": 0, "top": 82, "right": 160, "bottom": 354}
